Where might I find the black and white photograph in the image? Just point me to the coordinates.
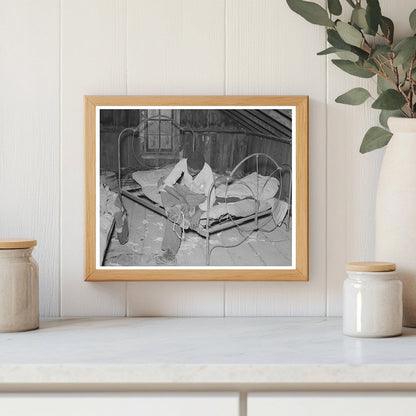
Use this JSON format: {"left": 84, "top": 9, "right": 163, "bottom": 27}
{"left": 98, "top": 107, "right": 294, "bottom": 269}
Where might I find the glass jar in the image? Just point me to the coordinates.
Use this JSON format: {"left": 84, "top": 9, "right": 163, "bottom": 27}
{"left": 0, "top": 239, "right": 39, "bottom": 332}
{"left": 343, "top": 262, "right": 402, "bottom": 338}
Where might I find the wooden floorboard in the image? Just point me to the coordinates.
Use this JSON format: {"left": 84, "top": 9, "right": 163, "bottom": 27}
{"left": 209, "top": 230, "right": 236, "bottom": 266}
{"left": 217, "top": 226, "right": 264, "bottom": 266}
{"left": 261, "top": 224, "right": 292, "bottom": 261}
{"left": 103, "top": 200, "right": 292, "bottom": 267}
{"left": 176, "top": 230, "right": 206, "bottom": 266}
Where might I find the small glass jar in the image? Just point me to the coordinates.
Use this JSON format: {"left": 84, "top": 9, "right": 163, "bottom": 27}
{"left": 343, "top": 261, "right": 402, "bottom": 338}
{"left": 0, "top": 239, "right": 39, "bottom": 332}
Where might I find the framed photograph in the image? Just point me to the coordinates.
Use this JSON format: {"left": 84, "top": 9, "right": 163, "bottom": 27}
{"left": 85, "top": 96, "right": 308, "bottom": 281}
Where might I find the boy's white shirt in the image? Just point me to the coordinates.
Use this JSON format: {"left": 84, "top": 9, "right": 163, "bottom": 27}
{"left": 162, "top": 158, "right": 216, "bottom": 211}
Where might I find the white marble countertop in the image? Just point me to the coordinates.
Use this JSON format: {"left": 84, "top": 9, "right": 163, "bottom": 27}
{"left": 1, "top": 317, "right": 416, "bottom": 389}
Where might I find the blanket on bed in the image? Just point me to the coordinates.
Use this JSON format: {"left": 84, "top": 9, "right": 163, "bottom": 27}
{"left": 132, "top": 168, "right": 279, "bottom": 201}
{"left": 216, "top": 172, "right": 279, "bottom": 201}
{"left": 131, "top": 166, "right": 281, "bottom": 221}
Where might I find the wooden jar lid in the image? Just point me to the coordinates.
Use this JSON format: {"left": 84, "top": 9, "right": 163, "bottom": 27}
{"left": 346, "top": 261, "right": 396, "bottom": 272}
{"left": 0, "top": 239, "right": 37, "bottom": 249}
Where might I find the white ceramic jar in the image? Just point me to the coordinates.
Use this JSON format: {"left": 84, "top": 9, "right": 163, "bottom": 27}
{"left": 343, "top": 262, "right": 402, "bottom": 338}
{"left": 0, "top": 239, "right": 39, "bottom": 332}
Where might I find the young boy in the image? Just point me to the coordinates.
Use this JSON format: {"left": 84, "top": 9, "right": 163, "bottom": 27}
{"left": 156, "top": 151, "right": 216, "bottom": 265}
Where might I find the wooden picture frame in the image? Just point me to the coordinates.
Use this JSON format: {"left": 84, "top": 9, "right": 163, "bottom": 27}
{"left": 85, "top": 96, "right": 308, "bottom": 281}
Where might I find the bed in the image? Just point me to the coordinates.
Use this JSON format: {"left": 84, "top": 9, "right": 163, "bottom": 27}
{"left": 116, "top": 114, "right": 291, "bottom": 265}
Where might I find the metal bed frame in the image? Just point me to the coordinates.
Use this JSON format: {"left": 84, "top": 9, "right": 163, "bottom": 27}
{"left": 117, "top": 114, "right": 291, "bottom": 265}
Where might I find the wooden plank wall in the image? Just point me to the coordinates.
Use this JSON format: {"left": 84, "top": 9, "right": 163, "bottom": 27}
{"left": 179, "top": 110, "right": 291, "bottom": 175}
{"left": 2, "top": 0, "right": 414, "bottom": 317}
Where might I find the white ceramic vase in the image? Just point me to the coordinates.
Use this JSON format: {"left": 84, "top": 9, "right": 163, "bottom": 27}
{"left": 376, "top": 117, "right": 416, "bottom": 327}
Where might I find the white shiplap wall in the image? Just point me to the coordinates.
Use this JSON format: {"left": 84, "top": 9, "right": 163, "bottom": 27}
{"left": 0, "top": 0, "right": 60, "bottom": 316}
{"left": 1, "top": 0, "right": 413, "bottom": 317}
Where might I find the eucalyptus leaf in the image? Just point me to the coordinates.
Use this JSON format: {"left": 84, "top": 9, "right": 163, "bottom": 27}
{"left": 371, "top": 46, "right": 391, "bottom": 58}
{"left": 372, "top": 89, "right": 406, "bottom": 110}
{"left": 410, "top": 9, "right": 416, "bottom": 32}
{"left": 317, "top": 47, "right": 338, "bottom": 55}
{"left": 379, "top": 110, "right": 402, "bottom": 129}
{"left": 336, "top": 50, "right": 359, "bottom": 62}
{"left": 360, "top": 127, "right": 392, "bottom": 153}
{"left": 377, "top": 75, "right": 393, "bottom": 94}
{"left": 332, "top": 59, "right": 375, "bottom": 78}
{"left": 362, "top": 59, "right": 379, "bottom": 71}
{"left": 380, "top": 16, "right": 394, "bottom": 44}
{"left": 335, "top": 88, "right": 371, "bottom": 105}
{"left": 327, "top": 28, "right": 348, "bottom": 49}
{"left": 328, "top": 0, "right": 342, "bottom": 16}
{"left": 393, "top": 36, "right": 416, "bottom": 70}
{"left": 366, "top": 0, "right": 382, "bottom": 35}
{"left": 351, "top": 7, "right": 368, "bottom": 32}
{"left": 336, "top": 21, "right": 363, "bottom": 47}
{"left": 286, "top": 0, "right": 335, "bottom": 27}
{"left": 345, "top": 0, "right": 355, "bottom": 7}
{"left": 327, "top": 29, "right": 369, "bottom": 59}
{"left": 317, "top": 46, "right": 358, "bottom": 61}
{"left": 350, "top": 45, "right": 369, "bottom": 60}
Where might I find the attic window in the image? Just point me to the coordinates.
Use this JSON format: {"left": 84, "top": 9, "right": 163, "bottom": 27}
{"left": 145, "top": 109, "right": 174, "bottom": 153}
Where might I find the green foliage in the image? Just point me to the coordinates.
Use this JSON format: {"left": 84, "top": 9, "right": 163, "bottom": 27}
{"left": 377, "top": 75, "right": 392, "bottom": 95}
{"left": 351, "top": 7, "right": 368, "bottom": 32}
{"left": 332, "top": 59, "right": 375, "bottom": 78}
{"left": 380, "top": 16, "right": 394, "bottom": 44}
{"left": 365, "top": 0, "right": 382, "bottom": 35}
{"left": 371, "top": 46, "right": 391, "bottom": 59}
{"left": 335, "top": 88, "right": 371, "bottom": 105}
{"left": 394, "top": 37, "right": 416, "bottom": 71}
{"left": 410, "top": 9, "right": 416, "bottom": 32}
{"left": 372, "top": 89, "right": 407, "bottom": 110}
{"left": 336, "top": 50, "right": 360, "bottom": 61}
{"left": 328, "top": 0, "right": 342, "bottom": 16}
{"left": 327, "top": 29, "right": 368, "bottom": 58}
{"left": 317, "top": 47, "right": 337, "bottom": 55}
{"left": 287, "top": 0, "right": 334, "bottom": 27}
{"left": 317, "top": 46, "right": 359, "bottom": 61}
{"left": 379, "top": 110, "right": 402, "bottom": 129}
{"left": 336, "top": 21, "right": 363, "bottom": 47}
{"left": 360, "top": 127, "right": 392, "bottom": 153}
{"left": 286, "top": 0, "right": 416, "bottom": 153}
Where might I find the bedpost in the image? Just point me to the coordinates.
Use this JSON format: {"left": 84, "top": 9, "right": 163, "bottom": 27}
{"left": 205, "top": 182, "right": 216, "bottom": 266}
{"left": 255, "top": 154, "right": 259, "bottom": 229}
{"left": 205, "top": 232, "right": 210, "bottom": 266}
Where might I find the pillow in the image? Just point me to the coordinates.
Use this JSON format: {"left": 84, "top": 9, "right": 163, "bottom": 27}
{"left": 216, "top": 172, "right": 279, "bottom": 201}
{"left": 132, "top": 165, "right": 175, "bottom": 188}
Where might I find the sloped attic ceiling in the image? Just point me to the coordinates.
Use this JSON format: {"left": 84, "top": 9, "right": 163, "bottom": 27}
{"left": 221, "top": 109, "right": 292, "bottom": 143}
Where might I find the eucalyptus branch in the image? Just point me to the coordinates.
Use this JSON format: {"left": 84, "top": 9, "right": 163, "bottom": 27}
{"left": 377, "top": 23, "right": 393, "bottom": 48}
{"left": 362, "top": 37, "right": 373, "bottom": 53}
{"left": 390, "top": 59, "right": 400, "bottom": 86}
{"left": 409, "top": 56, "right": 416, "bottom": 117}
{"left": 287, "top": 0, "right": 416, "bottom": 152}
{"left": 397, "top": 82, "right": 413, "bottom": 117}
{"left": 375, "top": 57, "right": 400, "bottom": 89}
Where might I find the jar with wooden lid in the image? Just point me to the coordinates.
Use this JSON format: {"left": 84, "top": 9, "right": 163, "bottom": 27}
{"left": 343, "top": 262, "right": 402, "bottom": 338}
{"left": 0, "top": 239, "right": 39, "bottom": 332}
